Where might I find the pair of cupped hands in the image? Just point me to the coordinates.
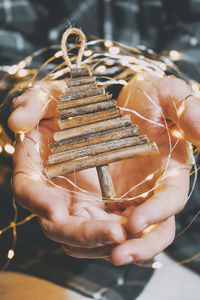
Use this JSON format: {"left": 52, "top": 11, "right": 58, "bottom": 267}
{"left": 8, "top": 74, "right": 200, "bottom": 265}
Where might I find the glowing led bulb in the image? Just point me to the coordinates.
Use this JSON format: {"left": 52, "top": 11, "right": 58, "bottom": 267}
{"left": 177, "top": 104, "right": 185, "bottom": 116}
{"left": 172, "top": 130, "right": 183, "bottom": 139}
{"left": 54, "top": 50, "right": 62, "bottom": 58}
{"left": 35, "top": 142, "right": 40, "bottom": 153}
{"left": 20, "top": 132, "right": 25, "bottom": 142}
{"left": 141, "top": 192, "right": 149, "bottom": 198}
{"left": 4, "top": 144, "right": 15, "bottom": 154}
{"left": 118, "top": 79, "right": 128, "bottom": 86}
{"left": 109, "top": 46, "right": 120, "bottom": 55}
{"left": 54, "top": 70, "right": 64, "bottom": 78}
{"left": 159, "top": 62, "right": 167, "bottom": 71}
{"left": 152, "top": 261, "right": 163, "bottom": 269}
{"left": 146, "top": 173, "right": 154, "bottom": 181}
{"left": 169, "top": 50, "right": 181, "bottom": 61}
{"left": 30, "top": 173, "right": 41, "bottom": 181}
{"left": 84, "top": 50, "right": 92, "bottom": 57}
{"left": 8, "top": 65, "right": 18, "bottom": 75}
{"left": 135, "top": 74, "right": 144, "bottom": 81}
{"left": 143, "top": 224, "right": 157, "bottom": 234}
{"left": 96, "top": 65, "right": 106, "bottom": 73}
{"left": 191, "top": 82, "right": 199, "bottom": 92}
{"left": 166, "top": 168, "right": 179, "bottom": 177}
{"left": 0, "top": 145, "right": 3, "bottom": 154}
{"left": 104, "top": 40, "right": 113, "bottom": 47}
{"left": 8, "top": 249, "right": 15, "bottom": 259}
{"left": 18, "top": 69, "right": 27, "bottom": 77}
{"left": 18, "top": 60, "right": 26, "bottom": 69}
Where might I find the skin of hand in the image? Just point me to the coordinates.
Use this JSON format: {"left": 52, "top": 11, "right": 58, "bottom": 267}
{"left": 8, "top": 75, "right": 200, "bottom": 265}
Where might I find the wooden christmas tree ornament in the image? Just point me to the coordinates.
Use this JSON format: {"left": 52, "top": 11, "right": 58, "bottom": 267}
{"left": 45, "top": 28, "right": 158, "bottom": 206}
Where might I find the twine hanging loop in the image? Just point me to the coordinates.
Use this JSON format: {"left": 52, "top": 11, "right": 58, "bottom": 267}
{"left": 61, "top": 27, "right": 86, "bottom": 69}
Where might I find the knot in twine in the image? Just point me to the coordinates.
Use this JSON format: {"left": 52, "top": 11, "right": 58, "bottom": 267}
{"left": 61, "top": 27, "right": 86, "bottom": 69}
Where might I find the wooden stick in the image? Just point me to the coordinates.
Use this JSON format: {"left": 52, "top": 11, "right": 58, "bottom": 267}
{"left": 46, "top": 142, "right": 158, "bottom": 178}
{"left": 60, "top": 87, "right": 104, "bottom": 101}
{"left": 58, "top": 93, "right": 112, "bottom": 110}
{"left": 54, "top": 115, "right": 131, "bottom": 142}
{"left": 64, "top": 82, "right": 97, "bottom": 94}
{"left": 66, "top": 76, "right": 96, "bottom": 88}
{"left": 50, "top": 125, "right": 139, "bottom": 153}
{"left": 97, "top": 166, "right": 116, "bottom": 200}
{"left": 59, "top": 100, "right": 117, "bottom": 119}
{"left": 71, "top": 68, "right": 90, "bottom": 78}
{"left": 47, "top": 135, "right": 148, "bottom": 164}
{"left": 58, "top": 108, "right": 121, "bottom": 130}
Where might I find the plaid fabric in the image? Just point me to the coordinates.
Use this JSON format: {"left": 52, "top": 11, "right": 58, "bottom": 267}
{"left": 0, "top": 0, "right": 46, "bottom": 63}
{"left": 0, "top": 0, "right": 38, "bottom": 30}
{"left": 0, "top": 0, "right": 100, "bottom": 65}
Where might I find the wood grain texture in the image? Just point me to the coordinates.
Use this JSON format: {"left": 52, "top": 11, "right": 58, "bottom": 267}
{"left": 59, "top": 100, "right": 117, "bottom": 119}
{"left": 64, "top": 82, "right": 97, "bottom": 95}
{"left": 58, "top": 94, "right": 112, "bottom": 110}
{"left": 58, "top": 108, "right": 121, "bottom": 130}
{"left": 46, "top": 142, "right": 158, "bottom": 178}
{"left": 47, "top": 135, "right": 149, "bottom": 164}
{"left": 60, "top": 87, "right": 104, "bottom": 101}
{"left": 66, "top": 76, "right": 96, "bottom": 88}
{"left": 71, "top": 67, "right": 91, "bottom": 78}
{"left": 54, "top": 115, "right": 131, "bottom": 142}
{"left": 97, "top": 165, "right": 117, "bottom": 200}
{"left": 50, "top": 125, "right": 139, "bottom": 153}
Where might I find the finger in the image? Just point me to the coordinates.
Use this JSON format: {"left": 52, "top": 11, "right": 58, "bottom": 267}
{"left": 8, "top": 81, "right": 65, "bottom": 133}
{"left": 13, "top": 129, "right": 70, "bottom": 218}
{"left": 120, "top": 75, "right": 200, "bottom": 146}
{"left": 110, "top": 216, "right": 175, "bottom": 265}
{"left": 39, "top": 216, "right": 126, "bottom": 248}
{"left": 157, "top": 77, "right": 200, "bottom": 146}
{"left": 62, "top": 244, "right": 114, "bottom": 259}
{"left": 71, "top": 201, "right": 126, "bottom": 223}
{"left": 127, "top": 166, "right": 189, "bottom": 234}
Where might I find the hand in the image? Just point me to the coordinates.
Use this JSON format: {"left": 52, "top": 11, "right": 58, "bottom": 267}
{"left": 107, "top": 74, "right": 200, "bottom": 265}
{"left": 8, "top": 75, "right": 200, "bottom": 264}
{"left": 8, "top": 81, "right": 127, "bottom": 259}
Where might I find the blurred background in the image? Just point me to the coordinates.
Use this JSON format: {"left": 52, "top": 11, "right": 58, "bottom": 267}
{"left": 0, "top": 0, "right": 200, "bottom": 299}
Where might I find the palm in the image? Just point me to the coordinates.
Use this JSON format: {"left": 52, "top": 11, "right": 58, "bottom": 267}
{"left": 110, "top": 75, "right": 192, "bottom": 211}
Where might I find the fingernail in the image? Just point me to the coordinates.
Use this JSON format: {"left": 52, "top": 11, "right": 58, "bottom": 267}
{"left": 116, "top": 256, "right": 134, "bottom": 266}
{"left": 123, "top": 256, "right": 134, "bottom": 264}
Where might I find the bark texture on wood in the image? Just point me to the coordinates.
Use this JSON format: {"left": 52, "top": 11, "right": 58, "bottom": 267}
{"left": 46, "top": 142, "right": 158, "bottom": 178}
{"left": 60, "top": 87, "right": 104, "bottom": 101}
{"left": 58, "top": 108, "right": 121, "bottom": 130}
{"left": 64, "top": 83, "right": 97, "bottom": 95}
{"left": 50, "top": 125, "right": 139, "bottom": 153}
{"left": 97, "top": 166, "right": 117, "bottom": 200}
{"left": 71, "top": 68, "right": 91, "bottom": 78}
{"left": 58, "top": 94, "right": 112, "bottom": 110}
{"left": 47, "top": 135, "right": 149, "bottom": 164}
{"left": 59, "top": 100, "right": 117, "bottom": 119}
{"left": 54, "top": 115, "right": 131, "bottom": 142}
{"left": 66, "top": 76, "right": 96, "bottom": 88}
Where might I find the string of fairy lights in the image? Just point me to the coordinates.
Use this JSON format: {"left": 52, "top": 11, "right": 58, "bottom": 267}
{"left": 0, "top": 38, "right": 200, "bottom": 270}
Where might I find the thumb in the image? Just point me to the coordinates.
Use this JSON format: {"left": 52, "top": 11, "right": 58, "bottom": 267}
{"left": 8, "top": 80, "right": 65, "bottom": 133}
{"left": 157, "top": 76, "right": 200, "bottom": 147}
